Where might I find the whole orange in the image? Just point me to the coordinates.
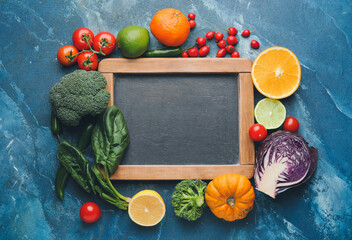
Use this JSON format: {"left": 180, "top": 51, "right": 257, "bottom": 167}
{"left": 150, "top": 8, "right": 190, "bottom": 47}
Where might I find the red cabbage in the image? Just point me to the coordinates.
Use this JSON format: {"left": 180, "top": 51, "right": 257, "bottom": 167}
{"left": 254, "top": 131, "right": 318, "bottom": 199}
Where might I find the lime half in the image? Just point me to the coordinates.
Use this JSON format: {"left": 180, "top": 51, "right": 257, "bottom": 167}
{"left": 254, "top": 98, "right": 286, "bottom": 129}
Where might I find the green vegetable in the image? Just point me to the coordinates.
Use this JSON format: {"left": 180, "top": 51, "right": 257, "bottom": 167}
{"left": 77, "top": 120, "right": 95, "bottom": 151}
{"left": 49, "top": 70, "right": 110, "bottom": 126}
{"left": 51, "top": 111, "right": 62, "bottom": 142}
{"left": 171, "top": 179, "right": 207, "bottom": 221}
{"left": 91, "top": 106, "right": 129, "bottom": 175}
{"left": 55, "top": 165, "right": 69, "bottom": 200}
{"left": 57, "top": 140, "right": 95, "bottom": 194}
{"left": 144, "top": 47, "right": 184, "bottom": 57}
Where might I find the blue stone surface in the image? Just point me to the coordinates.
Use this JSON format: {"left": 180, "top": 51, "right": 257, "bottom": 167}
{"left": 1, "top": 0, "right": 351, "bottom": 239}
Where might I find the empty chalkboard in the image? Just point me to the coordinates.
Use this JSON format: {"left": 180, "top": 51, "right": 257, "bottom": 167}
{"left": 99, "top": 58, "right": 254, "bottom": 180}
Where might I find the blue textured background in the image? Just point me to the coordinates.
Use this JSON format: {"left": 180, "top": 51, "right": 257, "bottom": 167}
{"left": 1, "top": 0, "right": 351, "bottom": 239}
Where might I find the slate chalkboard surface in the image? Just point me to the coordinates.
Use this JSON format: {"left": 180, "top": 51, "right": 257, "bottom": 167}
{"left": 113, "top": 73, "right": 239, "bottom": 165}
{"left": 99, "top": 58, "right": 254, "bottom": 180}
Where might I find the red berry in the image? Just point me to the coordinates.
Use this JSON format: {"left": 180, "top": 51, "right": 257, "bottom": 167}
{"left": 226, "top": 45, "right": 235, "bottom": 53}
{"left": 227, "top": 27, "right": 238, "bottom": 36}
{"left": 231, "top": 51, "right": 240, "bottom": 58}
{"left": 199, "top": 46, "right": 210, "bottom": 57}
{"left": 241, "top": 29, "right": 251, "bottom": 37}
{"left": 206, "top": 31, "right": 215, "bottom": 40}
{"left": 216, "top": 48, "right": 226, "bottom": 57}
{"left": 227, "top": 36, "right": 238, "bottom": 45}
{"left": 182, "top": 51, "right": 189, "bottom": 58}
{"left": 217, "top": 40, "right": 226, "bottom": 48}
{"left": 188, "top": 47, "right": 199, "bottom": 57}
{"left": 189, "top": 20, "right": 196, "bottom": 29}
{"left": 196, "top": 37, "right": 207, "bottom": 48}
{"left": 214, "top": 32, "right": 223, "bottom": 42}
{"left": 188, "top": 13, "right": 195, "bottom": 20}
{"left": 251, "top": 40, "right": 260, "bottom": 49}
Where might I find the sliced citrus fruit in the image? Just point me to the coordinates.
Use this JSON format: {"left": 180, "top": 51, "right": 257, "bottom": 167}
{"left": 254, "top": 98, "right": 286, "bottom": 129}
{"left": 128, "top": 190, "right": 166, "bottom": 227}
{"left": 251, "top": 46, "right": 301, "bottom": 99}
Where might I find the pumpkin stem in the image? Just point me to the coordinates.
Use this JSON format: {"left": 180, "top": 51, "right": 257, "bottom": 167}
{"left": 227, "top": 197, "right": 236, "bottom": 208}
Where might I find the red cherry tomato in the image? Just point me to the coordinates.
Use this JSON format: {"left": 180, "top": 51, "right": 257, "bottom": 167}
{"left": 57, "top": 45, "right": 79, "bottom": 66}
{"left": 283, "top": 116, "right": 300, "bottom": 132}
{"left": 241, "top": 29, "right": 251, "bottom": 38}
{"left": 187, "top": 47, "right": 199, "bottom": 57}
{"left": 93, "top": 32, "right": 116, "bottom": 55}
{"left": 231, "top": 51, "right": 240, "bottom": 58}
{"left": 249, "top": 124, "right": 267, "bottom": 142}
{"left": 227, "top": 36, "right": 238, "bottom": 45}
{"left": 215, "top": 32, "right": 223, "bottom": 42}
{"left": 77, "top": 52, "right": 99, "bottom": 71}
{"left": 226, "top": 45, "right": 235, "bottom": 53}
{"left": 196, "top": 37, "right": 207, "bottom": 48}
{"left": 216, "top": 48, "right": 226, "bottom": 58}
{"left": 199, "top": 46, "right": 210, "bottom": 57}
{"left": 206, "top": 31, "right": 215, "bottom": 40}
{"left": 251, "top": 40, "right": 260, "bottom": 49}
{"left": 189, "top": 20, "right": 196, "bottom": 29}
{"left": 80, "top": 202, "right": 101, "bottom": 223}
{"left": 181, "top": 51, "right": 189, "bottom": 58}
{"left": 72, "top": 28, "right": 94, "bottom": 50}
{"left": 188, "top": 13, "right": 196, "bottom": 20}
{"left": 217, "top": 40, "right": 226, "bottom": 48}
{"left": 227, "top": 27, "right": 238, "bottom": 36}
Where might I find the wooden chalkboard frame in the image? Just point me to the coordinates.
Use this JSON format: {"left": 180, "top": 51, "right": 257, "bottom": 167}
{"left": 98, "top": 58, "right": 254, "bottom": 180}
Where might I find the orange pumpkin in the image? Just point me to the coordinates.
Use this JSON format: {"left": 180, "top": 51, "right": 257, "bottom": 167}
{"left": 205, "top": 173, "right": 255, "bottom": 221}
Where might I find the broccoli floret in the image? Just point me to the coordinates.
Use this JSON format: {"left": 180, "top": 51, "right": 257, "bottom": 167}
{"left": 49, "top": 70, "right": 110, "bottom": 126}
{"left": 171, "top": 179, "right": 207, "bottom": 221}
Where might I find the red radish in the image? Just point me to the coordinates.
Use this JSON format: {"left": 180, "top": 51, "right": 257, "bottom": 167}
{"left": 231, "top": 51, "right": 240, "bottom": 58}
{"left": 227, "top": 36, "right": 238, "bottom": 45}
{"left": 188, "top": 47, "right": 199, "bottom": 57}
{"left": 215, "top": 32, "right": 223, "bottom": 42}
{"left": 199, "top": 46, "right": 210, "bottom": 57}
{"left": 216, "top": 48, "right": 226, "bottom": 57}
{"left": 182, "top": 51, "right": 189, "bottom": 57}
{"left": 241, "top": 29, "right": 252, "bottom": 37}
{"left": 206, "top": 31, "right": 215, "bottom": 40}
{"left": 189, "top": 20, "right": 196, "bottom": 29}
{"left": 226, "top": 45, "right": 235, "bottom": 53}
{"left": 196, "top": 37, "right": 207, "bottom": 48}
{"left": 188, "top": 13, "right": 195, "bottom": 20}
{"left": 251, "top": 40, "right": 260, "bottom": 49}
{"left": 227, "top": 27, "right": 238, "bottom": 36}
{"left": 217, "top": 40, "right": 226, "bottom": 48}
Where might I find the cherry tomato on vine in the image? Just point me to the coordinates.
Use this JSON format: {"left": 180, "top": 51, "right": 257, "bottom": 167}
{"left": 93, "top": 32, "right": 116, "bottom": 55}
{"left": 72, "top": 28, "right": 94, "bottom": 50}
{"left": 283, "top": 116, "right": 300, "bottom": 132}
{"left": 249, "top": 124, "right": 267, "bottom": 142}
{"left": 80, "top": 202, "right": 101, "bottom": 223}
{"left": 57, "top": 45, "right": 79, "bottom": 66}
{"left": 77, "top": 52, "right": 98, "bottom": 71}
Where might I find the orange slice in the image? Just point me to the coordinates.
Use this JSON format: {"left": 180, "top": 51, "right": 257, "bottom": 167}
{"left": 251, "top": 47, "right": 301, "bottom": 99}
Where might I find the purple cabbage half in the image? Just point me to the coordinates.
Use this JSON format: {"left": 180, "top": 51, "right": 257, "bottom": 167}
{"left": 254, "top": 131, "right": 318, "bottom": 199}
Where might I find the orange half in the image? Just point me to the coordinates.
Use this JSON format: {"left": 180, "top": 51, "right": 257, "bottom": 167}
{"left": 251, "top": 47, "right": 301, "bottom": 99}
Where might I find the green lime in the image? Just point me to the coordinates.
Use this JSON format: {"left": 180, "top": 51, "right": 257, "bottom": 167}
{"left": 117, "top": 26, "right": 150, "bottom": 58}
{"left": 254, "top": 98, "right": 286, "bottom": 129}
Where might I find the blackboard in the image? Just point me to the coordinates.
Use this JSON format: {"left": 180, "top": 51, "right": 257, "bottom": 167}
{"left": 99, "top": 58, "right": 254, "bottom": 180}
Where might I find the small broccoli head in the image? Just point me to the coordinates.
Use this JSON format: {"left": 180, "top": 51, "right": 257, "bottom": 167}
{"left": 171, "top": 179, "right": 207, "bottom": 221}
{"left": 49, "top": 70, "right": 110, "bottom": 126}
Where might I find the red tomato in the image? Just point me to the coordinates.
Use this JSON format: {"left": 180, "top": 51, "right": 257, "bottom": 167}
{"left": 77, "top": 52, "right": 98, "bottom": 71}
{"left": 57, "top": 45, "right": 79, "bottom": 66}
{"left": 93, "top": 32, "right": 116, "bottom": 55}
{"left": 283, "top": 116, "right": 299, "bottom": 132}
{"left": 80, "top": 202, "right": 101, "bottom": 223}
{"left": 72, "top": 28, "right": 94, "bottom": 50}
{"left": 249, "top": 124, "right": 267, "bottom": 142}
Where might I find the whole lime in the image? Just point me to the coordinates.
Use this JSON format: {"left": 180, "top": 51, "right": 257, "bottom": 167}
{"left": 117, "top": 26, "right": 150, "bottom": 58}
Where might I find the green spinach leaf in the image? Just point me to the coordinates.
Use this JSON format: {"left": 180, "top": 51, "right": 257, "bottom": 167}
{"left": 91, "top": 106, "right": 129, "bottom": 174}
